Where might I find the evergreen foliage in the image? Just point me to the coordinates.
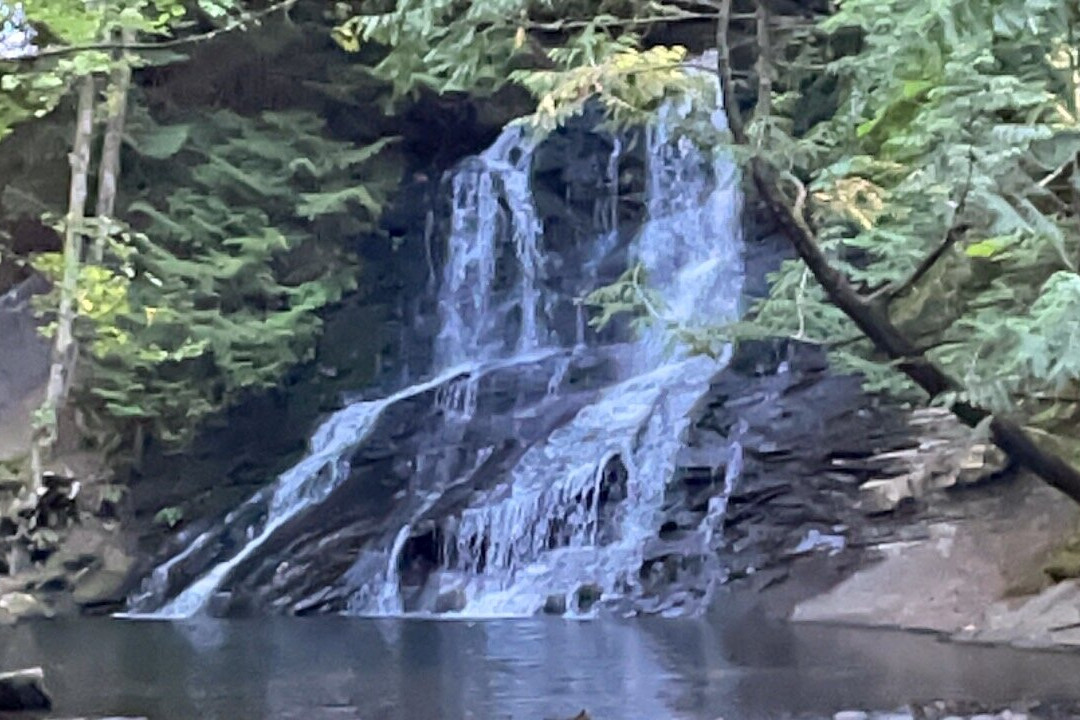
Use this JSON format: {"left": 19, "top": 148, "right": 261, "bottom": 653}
{"left": 62, "top": 107, "right": 399, "bottom": 444}
{"left": 337, "top": 0, "right": 1080, "bottom": 443}
{"left": 749, "top": 0, "right": 1080, "bottom": 425}
{"left": 9, "top": 0, "right": 1080, "bottom": 466}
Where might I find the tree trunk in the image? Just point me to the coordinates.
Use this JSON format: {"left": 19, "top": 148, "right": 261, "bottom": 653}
{"left": 753, "top": 0, "right": 773, "bottom": 118}
{"left": 92, "top": 28, "right": 134, "bottom": 263}
{"left": 30, "top": 76, "right": 96, "bottom": 491}
{"left": 750, "top": 161, "right": 1080, "bottom": 503}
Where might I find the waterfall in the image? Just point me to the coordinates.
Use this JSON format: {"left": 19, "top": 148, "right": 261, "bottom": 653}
{"left": 135, "top": 65, "right": 744, "bottom": 619}
{"left": 435, "top": 124, "right": 546, "bottom": 367}
{"left": 138, "top": 364, "right": 478, "bottom": 619}
{"left": 424, "top": 356, "right": 721, "bottom": 617}
{"left": 347, "top": 79, "right": 742, "bottom": 616}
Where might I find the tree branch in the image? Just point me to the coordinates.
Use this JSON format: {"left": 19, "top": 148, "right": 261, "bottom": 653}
{"left": 92, "top": 27, "right": 134, "bottom": 264}
{"left": 524, "top": 9, "right": 742, "bottom": 32}
{"left": 751, "top": 158, "right": 1080, "bottom": 504}
{"left": 873, "top": 151, "right": 976, "bottom": 302}
{"left": 5, "top": 0, "right": 297, "bottom": 63}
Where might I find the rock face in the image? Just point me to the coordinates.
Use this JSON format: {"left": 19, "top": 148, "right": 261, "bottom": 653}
{"left": 0, "top": 667, "right": 52, "bottom": 711}
{"left": 627, "top": 335, "right": 1074, "bottom": 636}
{"left": 625, "top": 338, "right": 921, "bottom": 615}
{"left": 130, "top": 349, "right": 623, "bottom": 615}
{"left": 659, "top": 340, "right": 1080, "bottom": 649}
{"left": 0, "top": 276, "right": 50, "bottom": 464}
{"left": 790, "top": 475, "right": 1078, "bottom": 635}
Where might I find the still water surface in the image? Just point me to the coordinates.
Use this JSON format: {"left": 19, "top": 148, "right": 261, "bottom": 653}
{"left": 4, "top": 614, "right": 1080, "bottom": 720}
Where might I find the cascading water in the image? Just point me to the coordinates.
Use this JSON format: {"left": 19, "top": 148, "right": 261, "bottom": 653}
{"left": 134, "top": 61, "right": 744, "bottom": 619}
{"left": 435, "top": 123, "right": 547, "bottom": 367}
{"left": 347, "top": 75, "right": 744, "bottom": 616}
{"left": 140, "top": 365, "right": 478, "bottom": 619}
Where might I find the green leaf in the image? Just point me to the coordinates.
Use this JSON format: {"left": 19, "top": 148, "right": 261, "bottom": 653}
{"left": 127, "top": 123, "right": 190, "bottom": 159}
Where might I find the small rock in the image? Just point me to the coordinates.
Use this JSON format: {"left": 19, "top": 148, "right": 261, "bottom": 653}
{"left": 0, "top": 592, "right": 53, "bottom": 624}
{"left": 433, "top": 587, "right": 466, "bottom": 613}
{"left": 575, "top": 584, "right": 602, "bottom": 612}
{"left": 73, "top": 546, "right": 134, "bottom": 609}
{"left": 543, "top": 594, "right": 567, "bottom": 615}
{"left": 0, "top": 667, "right": 52, "bottom": 711}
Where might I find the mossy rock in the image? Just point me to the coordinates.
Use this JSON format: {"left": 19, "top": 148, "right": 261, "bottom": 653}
{"left": 1044, "top": 533, "right": 1080, "bottom": 582}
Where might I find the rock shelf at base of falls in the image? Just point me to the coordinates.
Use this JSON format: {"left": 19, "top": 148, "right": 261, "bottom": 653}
{"left": 645, "top": 336, "right": 1080, "bottom": 650}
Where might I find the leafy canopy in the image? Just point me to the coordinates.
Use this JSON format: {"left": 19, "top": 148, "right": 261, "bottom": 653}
{"left": 32, "top": 106, "right": 400, "bottom": 444}
{"left": 331, "top": 0, "right": 1080, "bottom": 439}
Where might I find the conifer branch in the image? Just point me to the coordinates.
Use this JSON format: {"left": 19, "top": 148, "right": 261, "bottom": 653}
{"left": 524, "top": 10, "right": 746, "bottom": 32}
{"left": 740, "top": 1, "right": 1080, "bottom": 504}
{"left": 874, "top": 151, "right": 976, "bottom": 303}
{"left": 6, "top": 0, "right": 297, "bottom": 63}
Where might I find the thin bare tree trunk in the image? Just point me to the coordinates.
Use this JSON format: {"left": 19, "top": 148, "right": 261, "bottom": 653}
{"left": 31, "top": 76, "right": 96, "bottom": 491}
{"left": 754, "top": 0, "right": 772, "bottom": 118}
{"left": 92, "top": 28, "right": 134, "bottom": 263}
{"left": 715, "top": 0, "right": 745, "bottom": 142}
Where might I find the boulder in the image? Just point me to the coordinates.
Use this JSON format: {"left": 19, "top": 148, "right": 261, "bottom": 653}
{"left": 72, "top": 546, "right": 135, "bottom": 611}
{"left": 792, "top": 477, "right": 1080, "bottom": 636}
{"left": 433, "top": 587, "right": 466, "bottom": 613}
{"left": 0, "top": 592, "right": 53, "bottom": 625}
{"left": 575, "top": 583, "right": 602, "bottom": 612}
{"left": 542, "top": 594, "right": 567, "bottom": 615}
{"left": 0, "top": 667, "right": 52, "bottom": 711}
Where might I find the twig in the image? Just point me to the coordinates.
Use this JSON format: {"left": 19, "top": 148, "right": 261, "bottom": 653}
{"left": 872, "top": 150, "right": 976, "bottom": 302}
{"left": 794, "top": 267, "right": 809, "bottom": 339}
{"left": 525, "top": 10, "right": 724, "bottom": 32}
{"left": 826, "top": 333, "right": 866, "bottom": 349}
{"left": 5, "top": 0, "right": 297, "bottom": 62}
{"left": 1038, "top": 158, "right": 1072, "bottom": 188}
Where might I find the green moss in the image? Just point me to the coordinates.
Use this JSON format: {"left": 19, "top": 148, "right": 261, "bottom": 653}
{"left": 1044, "top": 533, "right": 1080, "bottom": 582}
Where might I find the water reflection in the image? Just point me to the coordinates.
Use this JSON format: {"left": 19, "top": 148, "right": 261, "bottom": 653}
{"left": 4, "top": 616, "right": 1080, "bottom": 719}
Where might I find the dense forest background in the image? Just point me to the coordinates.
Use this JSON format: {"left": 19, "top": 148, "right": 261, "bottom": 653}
{"left": 3, "top": 0, "right": 1080, "bottom": 507}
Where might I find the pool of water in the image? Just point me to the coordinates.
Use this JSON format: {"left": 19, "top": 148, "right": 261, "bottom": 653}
{"left": 4, "top": 611, "right": 1080, "bottom": 720}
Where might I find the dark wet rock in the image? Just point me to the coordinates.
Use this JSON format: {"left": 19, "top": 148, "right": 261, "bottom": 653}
{"left": 434, "top": 588, "right": 466, "bottom": 613}
{"left": 575, "top": 583, "right": 602, "bottom": 612}
{"left": 134, "top": 350, "right": 622, "bottom": 616}
{"left": 543, "top": 594, "right": 567, "bottom": 615}
{"left": 0, "top": 667, "right": 52, "bottom": 711}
